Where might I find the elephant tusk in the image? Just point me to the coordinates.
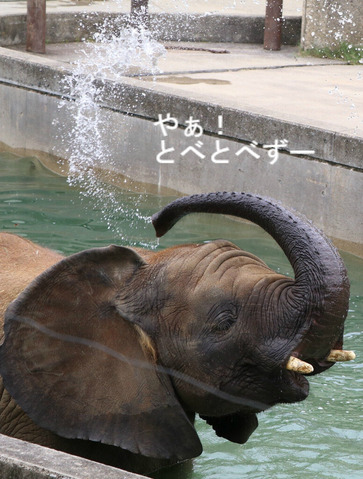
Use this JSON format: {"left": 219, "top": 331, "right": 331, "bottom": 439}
{"left": 286, "top": 356, "right": 314, "bottom": 374}
{"left": 326, "top": 350, "right": 356, "bottom": 362}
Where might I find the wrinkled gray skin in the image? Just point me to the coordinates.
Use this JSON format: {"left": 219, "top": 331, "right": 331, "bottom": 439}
{"left": 0, "top": 192, "right": 350, "bottom": 474}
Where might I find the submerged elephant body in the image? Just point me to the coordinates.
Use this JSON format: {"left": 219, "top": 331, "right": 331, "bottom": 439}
{"left": 0, "top": 192, "right": 354, "bottom": 474}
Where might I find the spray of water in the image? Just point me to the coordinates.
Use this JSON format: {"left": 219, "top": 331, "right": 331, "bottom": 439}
{"left": 328, "top": 83, "right": 362, "bottom": 131}
{"left": 58, "top": 4, "right": 166, "bottom": 244}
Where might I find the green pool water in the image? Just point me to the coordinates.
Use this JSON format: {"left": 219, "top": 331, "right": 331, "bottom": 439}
{"left": 1, "top": 152, "right": 362, "bottom": 479}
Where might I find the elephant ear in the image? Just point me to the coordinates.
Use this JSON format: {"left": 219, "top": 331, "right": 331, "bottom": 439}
{"left": 0, "top": 245, "right": 202, "bottom": 461}
{"left": 201, "top": 412, "right": 258, "bottom": 444}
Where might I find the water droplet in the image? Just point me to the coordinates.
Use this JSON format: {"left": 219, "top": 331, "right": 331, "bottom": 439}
{"left": 56, "top": 15, "right": 166, "bottom": 244}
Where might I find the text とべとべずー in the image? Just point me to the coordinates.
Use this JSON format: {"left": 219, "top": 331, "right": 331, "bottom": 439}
{"left": 154, "top": 114, "right": 315, "bottom": 164}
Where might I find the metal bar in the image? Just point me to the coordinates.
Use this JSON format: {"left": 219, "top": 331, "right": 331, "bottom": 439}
{"left": 26, "top": 0, "right": 46, "bottom": 53}
{"left": 264, "top": 0, "right": 283, "bottom": 51}
{"left": 130, "top": 0, "right": 149, "bottom": 28}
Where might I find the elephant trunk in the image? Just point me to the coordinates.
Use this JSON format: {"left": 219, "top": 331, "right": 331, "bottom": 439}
{"left": 152, "top": 192, "right": 351, "bottom": 373}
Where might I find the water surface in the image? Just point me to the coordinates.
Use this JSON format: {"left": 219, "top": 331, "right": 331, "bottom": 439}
{"left": 0, "top": 153, "right": 362, "bottom": 478}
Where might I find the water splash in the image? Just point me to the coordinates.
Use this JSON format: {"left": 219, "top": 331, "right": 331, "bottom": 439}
{"left": 328, "top": 84, "right": 362, "bottom": 129}
{"left": 58, "top": 5, "right": 166, "bottom": 244}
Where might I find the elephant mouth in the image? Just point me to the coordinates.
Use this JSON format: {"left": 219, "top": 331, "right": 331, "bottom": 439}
{"left": 255, "top": 340, "right": 356, "bottom": 410}
{"left": 282, "top": 368, "right": 310, "bottom": 402}
{"left": 284, "top": 346, "right": 355, "bottom": 377}
{"left": 220, "top": 341, "right": 356, "bottom": 413}
{"left": 280, "top": 338, "right": 355, "bottom": 405}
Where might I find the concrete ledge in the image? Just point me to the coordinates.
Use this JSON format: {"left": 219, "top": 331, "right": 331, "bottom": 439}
{"left": 1, "top": 67, "right": 362, "bottom": 255}
{"left": 0, "top": 46, "right": 361, "bottom": 170}
{"left": 0, "top": 12, "right": 301, "bottom": 47}
{"left": 0, "top": 433, "right": 148, "bottom": 479}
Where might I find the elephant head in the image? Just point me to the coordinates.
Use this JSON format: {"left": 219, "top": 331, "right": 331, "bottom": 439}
{"left": 0, "top": 192, "right": 354, "bottom": 470}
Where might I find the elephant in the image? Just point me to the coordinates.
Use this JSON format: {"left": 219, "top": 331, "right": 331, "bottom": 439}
{"left": 0, "top": 192, "right": 355, "bottom": 475}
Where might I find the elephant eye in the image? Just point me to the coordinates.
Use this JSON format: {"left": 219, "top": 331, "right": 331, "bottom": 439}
{"left": 209, "top": 305, "right": 238, "bottom": 333}
{"left": 215, "top": 315, "right": 236, "bottom": 332}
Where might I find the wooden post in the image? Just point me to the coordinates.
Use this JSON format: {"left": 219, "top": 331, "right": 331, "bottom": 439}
{"left": 130, "top": 0, "right": 149, "bottom": 29}
{"left": 264, "top": 0, "right": 283, "bottom": 51}
{"left": 26, "top": 0, "right": 46, "bottom": 53}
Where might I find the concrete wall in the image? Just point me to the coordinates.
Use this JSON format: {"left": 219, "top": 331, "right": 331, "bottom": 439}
{"left": 0, "top": 12, "right": 301, "bottom": 47}
{"left": 0, "top": 75, "right": 362, "bottom": 256}
{"left": 302, "top": 0, "right": 363, "bottom": 50}
{"left": 0, "top": 433, "right": 147, "bottom": 479}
